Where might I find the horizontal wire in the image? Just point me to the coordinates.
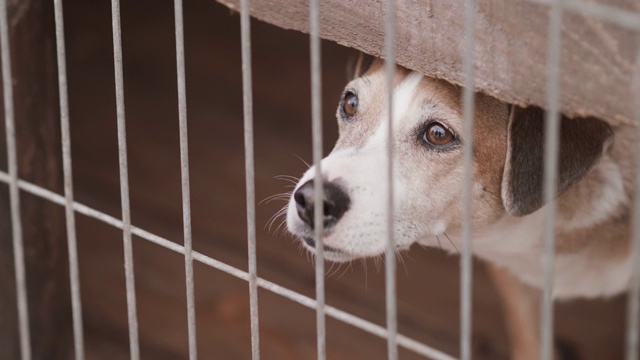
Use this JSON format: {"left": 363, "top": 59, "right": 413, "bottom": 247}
{"left": 0, "top": 170, "right": 457, "bottom": 360}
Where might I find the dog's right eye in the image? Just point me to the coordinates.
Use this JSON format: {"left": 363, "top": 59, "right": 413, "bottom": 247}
{"left": 342, "top": 92, "right": 358, "bottom": 117}
{"left": 423, "top": 122, "right": 455, "bottom": 146}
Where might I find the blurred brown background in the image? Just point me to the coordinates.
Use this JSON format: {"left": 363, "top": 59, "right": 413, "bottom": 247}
{"left": 0, "top": 0, "right": 628, "bottom": 359}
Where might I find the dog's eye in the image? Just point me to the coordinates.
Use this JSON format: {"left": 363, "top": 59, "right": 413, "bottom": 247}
{"left": 342, "top": 92, "right": 358, "bottom": 117}
{"left": 423, "top": 122, "right": 454, "bottom": 146}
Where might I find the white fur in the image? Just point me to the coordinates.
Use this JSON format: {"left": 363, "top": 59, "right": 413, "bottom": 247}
{"left": 463, "top": 156, "right": 631, "bottom": 299}
{"left": 286, "top": 72, "right": 424, "bottom": 261}
{"left": 365, "top": 71, "right": 424, "bottom": 150}
{"left": 559, "top": 156, "right": 627, "bottom": 231}
{"left": 471, "top": 204, "right": 633, "bottom": 299}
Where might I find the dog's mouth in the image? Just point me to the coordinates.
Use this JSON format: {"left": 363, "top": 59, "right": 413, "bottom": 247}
{"left": 302, "top": 236, "right": 340, "bottom": 252}
{"left": 300, "top": 236, "right": 355, "bottom": 262}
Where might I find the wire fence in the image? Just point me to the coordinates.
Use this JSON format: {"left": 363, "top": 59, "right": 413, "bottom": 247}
{"left": 1, "top": 0, "right": 639, "bottom": 359}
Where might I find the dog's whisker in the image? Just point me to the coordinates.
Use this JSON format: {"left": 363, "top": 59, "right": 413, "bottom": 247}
{"left": 269, "top": 208, "right": 286, "bottom": 227}
{"left": 273, "top": 175, "right": 300, "bottom": 185}
{"left": 397, "top": 252, "right": 409, "bottom": 277}
{"left": 373, "top": 255, "right": 382, "bottom": 272}
{"left": 326, "top": 260, "right": 337, "bottom": 277}
{"left": 443, "top": 232, "right": 460, "bottom": 255}
{"left": 336, "top": 262, "right": 352, "bottom": 280}
{"left": 268, "top": 209, "right": 287, "bottom": 233}
{"left": 327, "top": 262, "right": 339, "bottom": 279}
{"left": 332, "top": 262, "right": 344, "bottom": 279}
{"left": 292, "top": 153, "right": 311, "bottom": 169}
{"left": 275, "top": 218, "right": 289, "bottom": 236}
{"left": 265, "top": 197, "right": 291, "bottom": 205}
{"left": 403, "top": 250, "right": 415, "bottom": 262}
{"left": 274, "top": 174, "right": 300, "bottom": 181}
{"left": 269, "top": 212, "right": 287, "bottom": 235}
{"left": 435, "top": 235, "right": 444, "bottom": 253}
{"left": 264, "top": 196, "right": 290, "bottom": 204}
{"left": 259, "top": 192, "right": 292, "bottom": 205}
{"left": 273, "top": 177, "right": 298, "bottom": 184}
{"left": 332, "top": 263, "right": 345, "bottom": 279}
{"left": 265, "top": 210, "right": 282, "bottom": 232}
{"left": 265, "top": 206, "right": 288, "bottom": 232}
{"left": 362, "top": 259, "right": 368, "bottom": 291}
{"left": 275, "top": 179, "right": 298, "bottom": 186}
{"left": 298, "top": 242, "right": 311, "bottom": 263}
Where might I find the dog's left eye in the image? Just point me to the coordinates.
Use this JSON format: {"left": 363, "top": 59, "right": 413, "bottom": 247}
{"left": 423, "top": 122, "right": 455, "bottom": 146}
{"left": 342, "top": 92, "right": 358, "bottom": 117}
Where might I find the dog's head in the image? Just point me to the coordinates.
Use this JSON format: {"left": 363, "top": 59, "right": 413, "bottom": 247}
{"left": 286, "top": 55, "right": 613, "bottom": 262}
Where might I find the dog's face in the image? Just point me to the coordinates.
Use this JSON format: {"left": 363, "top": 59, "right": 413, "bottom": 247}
{"left": 286, "top": 57, "right": 612, "bottom": 262}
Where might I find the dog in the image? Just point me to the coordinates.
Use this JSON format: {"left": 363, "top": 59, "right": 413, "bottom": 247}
{"left": 284, "top": 54, "right": 636, "bottom": 359}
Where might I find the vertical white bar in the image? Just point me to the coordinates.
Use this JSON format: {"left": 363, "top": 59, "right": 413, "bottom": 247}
{"left": 0, "top": 1, "right": 31, "bottom": 359}
{"left": 52, "top": 0, "right": 86, "bottom": 359}
{"left": 625, "top": 36, "right": 640, "bottom": 360}
{"left": 309, "top": 0, "right": 326, "bottom": 359}
{"left": 384, "top": 0, "right": 398, "bottom": 358}
{"left": 541, "top": 1, "right": 564, "bottom": 359}
{"left": 239, "top": 0, "right": 260, "bottom": 358}
{"left": 109, "top": 1, "right": 140, "bottom": 359}
{"left": 460, "top": 0, "right": 475, "bottom": 359}
{"left": 172, "top": 1, "right": 198, "bottom": 359}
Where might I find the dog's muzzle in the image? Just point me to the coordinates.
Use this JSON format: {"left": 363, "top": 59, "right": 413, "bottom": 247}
{"left": 293, "top": 179, "right": 350, "bottom": 230}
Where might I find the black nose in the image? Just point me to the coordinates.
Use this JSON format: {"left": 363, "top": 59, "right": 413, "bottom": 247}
{"left": 293, "top": 179, "right": 350, "bottom": 229}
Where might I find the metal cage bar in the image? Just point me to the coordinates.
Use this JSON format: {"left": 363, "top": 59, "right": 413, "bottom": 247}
{"left": 9, "top": 0, "right": 640, "bottom": 359}
{"left": 239, "top": 0, "right": 261, "bottom": 358}
{"left": 384, "top": 0, "right": 398, "bottom": 358}
{"left": 53, "top": 0, "right": 86, "bottom": 359}
{"left": 309, "top": 0, "right": 327, "bottom": 358}
{"left": 172, "top": 1, "right": 199, "bottom": 359}
{"left": 0, "top": 1, "right": 31, "bottom": 359}
{"left": 460, "top": 0, "right": 476, "bottom": 358}
{"left": 626, "top": 35, "right": 640, "bottom": 360}
{"left": 541, "top": 0, "right": 564, "bottom": 359}
{"left": 108, "top": 1, "right": 141, "bottom": 358}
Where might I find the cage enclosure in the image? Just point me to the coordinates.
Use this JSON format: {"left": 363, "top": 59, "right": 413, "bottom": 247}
{"left": 0, "top": 0, "right": 635, "bottom": 359}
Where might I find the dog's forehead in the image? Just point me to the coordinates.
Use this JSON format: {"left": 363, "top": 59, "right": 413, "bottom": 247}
{"left": 334, "top": 69, "right": 462, "bottom": 151}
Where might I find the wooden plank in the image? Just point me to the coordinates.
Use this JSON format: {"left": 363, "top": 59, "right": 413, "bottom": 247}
{"left": 217, "top": 0, "right": 639, "bottom": 126}
{"left": 0, "top": 0, "right": 70, "bottom": 359}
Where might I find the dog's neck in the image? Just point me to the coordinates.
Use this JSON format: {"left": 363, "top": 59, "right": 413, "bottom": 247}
{"left": 442, "top": 152, "right": 633, "bottom": 299}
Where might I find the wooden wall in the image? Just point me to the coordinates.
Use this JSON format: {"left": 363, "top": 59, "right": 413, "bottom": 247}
{"left": 218, "top": 0, "right": 640, "bottom": 126}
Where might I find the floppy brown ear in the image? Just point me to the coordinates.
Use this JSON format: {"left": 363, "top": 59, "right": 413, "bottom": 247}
{"left": 346, "top": 52, "right": 375, "bottom": 80}
{"left": 501, "top": 106, "right": 613, "bottom": 217}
